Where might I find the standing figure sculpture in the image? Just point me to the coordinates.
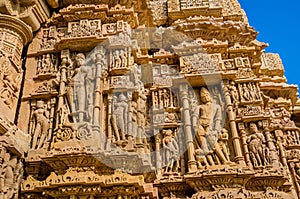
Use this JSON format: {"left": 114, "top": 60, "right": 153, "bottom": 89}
{"left": 242, "top": 83, "right": 251, "bottom": 101}
{"left": 129, "top": 101, "right": 138, "bottom": 138}
{"left": 111, "top": 94, "right": 128, "bottom": 141}
{"left": 194, "top": 87, "right": 222, "bottom": 153}
{"left": 162, "top": 129, "right": 179, "bottom": 173}
{"left": 31, "top": 100, "right": 50, "bottom": 150}
{"left": 113, "top": 50, "right": 121, "bottom": 68}
{"left": 193, "top": 87, "right": 233, "bottom": 166}
{"left": 74, "top": 53, "right": 95, "bottom": 123}
{"left": 120, "top": 49, "right": 128, "bottom": 68}
{"left": 218, "top": 128, "right": 231, "bottom": 161}
{"left": 247, "top": 122, "right": 271, "bottom": 167}
{"left": 228, "top": 81, "right": 239, "bottom": 108}
{"left": 162, "top": 89, "right": 170, "bottom": 108}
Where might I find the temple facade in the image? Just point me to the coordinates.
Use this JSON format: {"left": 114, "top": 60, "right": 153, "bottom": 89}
{"left": 1, "top": 0, "right": 300, "bottom": 198}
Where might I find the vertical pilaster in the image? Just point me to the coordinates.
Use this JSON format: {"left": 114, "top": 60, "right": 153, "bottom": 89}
{"left": 224, "top": 89, "right": 246, "bottom": 166}
{"left": 262, "top": 120, "right": 279, "bottom": 166}
{"left": 0, "top": 14, "right": 32, "bottom": 123}
{"left": 275, "top": 129, "right": 287, "bottom": 167}
{"left": 179, "top": 83, "right": 197, "bottom": 172}
{"left": 93, "top": 47, "right": 106, "bottom": 126}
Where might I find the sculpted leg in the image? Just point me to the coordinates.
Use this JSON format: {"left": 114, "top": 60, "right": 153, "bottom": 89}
{"left": 32, "top": 124, "right": 41, "bottom": 149}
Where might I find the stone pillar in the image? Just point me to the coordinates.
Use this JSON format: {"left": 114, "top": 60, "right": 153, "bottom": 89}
{"left": 0, "top": 14, "right": 32, "bottom": 122}
{"left": 275, "top": 129, "right": 287, "bottom": 167}
{"left": 155, "top": 129, "right": 162, "bottom": 177}
{"left": 0, "top": 15, "right": 32, "bottom": 198}
{"left": 239, "top": 124, "right": 253, "bottom": 169}
{"left": 179, "top": 83, "right": 197, "bottom": 172}
{"left": 57, "top": 50, "right": 69, "bottom": 123}
{"left": 262, "top": 120, "right": 279, "bottom": 167}
{"left": 93, "top": 52, "right": 102, "bottom": 125}
{"left": 107, "top": 95, "right": 113, "bottom": 151}
{"left": 224, "top": 90, "right": 246, "bottom": 166}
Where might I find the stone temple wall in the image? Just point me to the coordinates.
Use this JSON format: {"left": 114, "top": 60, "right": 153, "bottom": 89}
{"left": 0, "top": 0, "right": 300, "bottom": 198}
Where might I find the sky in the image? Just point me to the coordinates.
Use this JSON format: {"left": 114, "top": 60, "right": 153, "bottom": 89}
{"left": 239, "top": 0, "right": 300, "bottom": 88}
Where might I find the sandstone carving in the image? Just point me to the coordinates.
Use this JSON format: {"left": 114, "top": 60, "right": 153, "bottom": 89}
{"left": 0, "top": 0, "right": 299, "bottom": 199}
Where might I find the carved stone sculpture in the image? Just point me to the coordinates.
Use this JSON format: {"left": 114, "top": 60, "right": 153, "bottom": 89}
{"left": 1, "top": 0, "right": 299, "bottom": 198}
{"left": 111, "top": 94, "right": 128, "bottom": 142}
{"left": 0, "top": 152, "right": 21, "bottom": 199}
{"left": 31, "top": 100, "right": 50, "bottom": 150}
{"left": 194, "top": 87, "right": 222, "bottom": 153}
{"left": 247, "top": 123, "right": 272, "bottom": 167}
{"left": 74, "top": 53, "right": 95, "bottom": 123}
{"left": 162, "top": 129, "right": 179, "bottom": 173}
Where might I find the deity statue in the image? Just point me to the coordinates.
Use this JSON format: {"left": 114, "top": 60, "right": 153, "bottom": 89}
{"left": 31, "top": 100, "right": 50, "bottom": 150}
{"left": 193, "top": 87, "right": 233, "bottom": 166}
{"left": 194, "top": 87, "right": 222, "bottom": 153}
{"left": 74, "top": 53, "right": 95, "bottom": 123}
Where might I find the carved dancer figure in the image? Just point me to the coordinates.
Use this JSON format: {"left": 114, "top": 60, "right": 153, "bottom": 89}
{"left": 31, "top": 100, "right": 50, "bottom": 149}
{"left": 162, "top": 129, "right": 179, "bottom": 173}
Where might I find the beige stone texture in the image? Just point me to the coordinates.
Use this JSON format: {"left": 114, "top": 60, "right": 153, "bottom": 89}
{"left": 0, "top": 0, "right": 300, "bottom": 199}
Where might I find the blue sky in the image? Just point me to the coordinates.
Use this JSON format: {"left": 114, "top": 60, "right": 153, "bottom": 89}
{"left": 239, "top": 0, "right": 300, "bottom": 88}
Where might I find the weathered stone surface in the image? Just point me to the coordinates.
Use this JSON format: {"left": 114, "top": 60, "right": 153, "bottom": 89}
{"left": 0, "top": 0, "right": 300, "bottom": 199}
